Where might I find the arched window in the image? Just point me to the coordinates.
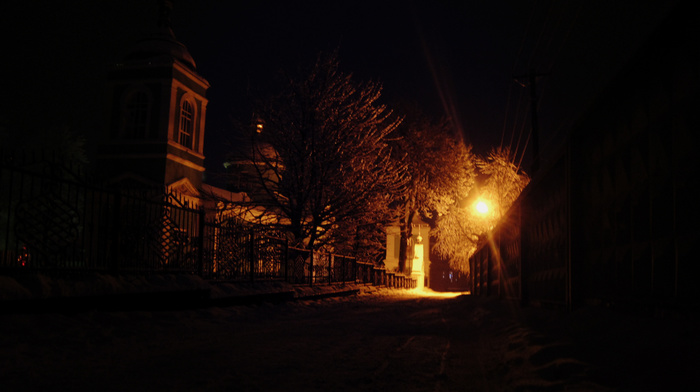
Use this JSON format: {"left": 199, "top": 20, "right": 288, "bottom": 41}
{"left": 124, "top": 90, "right": 150, "bottom": 139}
{"left": 178, "top": 99, "right": 194, "bottom": 149}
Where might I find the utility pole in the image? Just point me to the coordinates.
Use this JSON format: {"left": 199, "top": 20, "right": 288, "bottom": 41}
{"left": 514, "top": 69, "right": 548, "bottom": 175}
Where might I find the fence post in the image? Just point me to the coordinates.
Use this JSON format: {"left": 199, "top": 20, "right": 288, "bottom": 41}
{"left": 110, "top": 192, "right": 122, "bottom": 273}
{"left": 339, "top": 256, "right": 345, "bottom": 287}
{"left": 309, "top": 250, "right": 314, "bottom": 286}
{"left": 352, "top": 259, "right": 357, "bottom": 283}
{"left": 284, "top": 238, "right": 289, "bottom": 283}
{"left": 329, "top": 254, "right": 333, "bottom": 284}
{"left": 249, "top": 228, "right": 255, "bottom": 283}
{"left": 197, "top": 207, "right": 205, "bottom": 277}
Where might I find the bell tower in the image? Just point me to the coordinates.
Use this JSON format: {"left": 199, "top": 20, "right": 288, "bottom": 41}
{"left": 98, "top": 0, "right": 209, "bottom": 200}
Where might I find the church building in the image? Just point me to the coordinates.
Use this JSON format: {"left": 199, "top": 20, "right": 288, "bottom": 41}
{"left": 97, "top": 1, "right": 209, "bottom": 207}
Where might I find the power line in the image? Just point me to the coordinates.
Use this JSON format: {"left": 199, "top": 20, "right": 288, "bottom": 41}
{"left": 535, "top": 1, "right": 584, "bottom": 157}
{"left": 508, "top": 84, "right": 527, "bottom": 157}
{"left": 526, "top": 0, "right": 556, "bottom": 70}
{"left": 512, "top": 101, "right": 529, "bottom": 166}
{"left": 511, "top": 1, "right": 583, "bottom": 174}
{"left": 504, "top": 0, "right": 552, "bottom": 169}
{"left": 513, "top": 69, "right": 550, "bottom": 175}
{"left": 501, "top": 1, "right": 536, "bottom": 160}
{"left": 507, "top": 86, "right": 527, "bottom": 154}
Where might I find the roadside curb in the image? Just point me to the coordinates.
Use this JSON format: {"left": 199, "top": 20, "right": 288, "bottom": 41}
{"left": 1, "top": 286, "right": 368, "bottom": 314}
{"left": 0, "top": 273, "right": 407, "bottom": 314}
{"left": 1, "top": 289, "right": 211, "bottom": 314}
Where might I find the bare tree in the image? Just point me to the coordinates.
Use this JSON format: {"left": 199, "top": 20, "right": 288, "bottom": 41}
{"left": 226, "top": 52, "right": 407, "bottom": 252}
{"left": 390, "top": 107, "right": 477, "bottom": 273}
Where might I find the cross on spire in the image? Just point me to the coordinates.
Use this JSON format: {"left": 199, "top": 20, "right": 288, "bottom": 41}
{"left": 157, "top": 0, "right": 174, "bottom": 31}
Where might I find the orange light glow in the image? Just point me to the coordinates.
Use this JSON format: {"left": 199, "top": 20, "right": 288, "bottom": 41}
{"left": 476, "top": 201, "right": 489, "bottom": 214}
{"left": 414, "top": 288, "right": 468, "bottom": 298}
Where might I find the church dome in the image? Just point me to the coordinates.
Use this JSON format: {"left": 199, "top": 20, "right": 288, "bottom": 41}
{"left": 122, "top": 2, "right": 196, "bottom": 70}
{"left": 124, "top": 27, "right": 197, "bottom": 70}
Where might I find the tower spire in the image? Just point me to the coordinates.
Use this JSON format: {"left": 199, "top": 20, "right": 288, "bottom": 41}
{"left": 157, "top": 1, "right": 175, "bottom": 33}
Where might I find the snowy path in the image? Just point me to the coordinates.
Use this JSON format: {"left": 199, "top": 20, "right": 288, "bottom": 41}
{"left": 2, "top": 289, "right": 697, "bottom": 391}
{"left": 1, "top": 291, "right": 467, "bottom": 391}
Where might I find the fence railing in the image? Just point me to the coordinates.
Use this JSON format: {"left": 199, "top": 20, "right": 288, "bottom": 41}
{"left": 1, "top": 153, "right": 415, "bottom": 289}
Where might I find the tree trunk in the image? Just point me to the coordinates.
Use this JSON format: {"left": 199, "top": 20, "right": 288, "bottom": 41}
{"left": 398, "top": 209, "right": 415, "bottom": 274}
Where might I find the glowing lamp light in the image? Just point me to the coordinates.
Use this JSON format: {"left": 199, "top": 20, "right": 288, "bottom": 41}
{"left": 476, "top": 200, "right": 489, "bottom": 214}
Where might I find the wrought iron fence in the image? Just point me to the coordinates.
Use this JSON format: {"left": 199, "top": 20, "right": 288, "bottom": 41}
{"left": 1, "top": 152, "right": 416, "bottom": 288}
{"left": 1, "top": 156, "right": 202, "bottom": 274}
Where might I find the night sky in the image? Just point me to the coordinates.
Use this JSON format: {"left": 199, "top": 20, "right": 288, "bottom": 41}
{"left": 3, "top": 0, "right": 679, "bottom": 180}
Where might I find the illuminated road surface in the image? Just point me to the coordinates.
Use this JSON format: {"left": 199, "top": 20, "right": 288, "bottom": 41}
{"left": 0, "top": 289, "right": 521, "bottom": 391}
{"left": 2, "top": 289, "right": 695, "bottom": 391}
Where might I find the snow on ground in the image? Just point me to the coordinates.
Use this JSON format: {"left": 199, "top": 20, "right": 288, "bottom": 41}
{"left": 0, "top": 273, "right": 211, "bottom": 301}
{"left": 0, "top": 272, "right": 397, "bottom": 303}
{"left": 1, "top": 274, "right": 699, "bottom": 391}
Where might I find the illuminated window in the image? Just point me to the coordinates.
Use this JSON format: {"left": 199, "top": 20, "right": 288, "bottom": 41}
{"left": 124, "top": 90, "right": 150, "bottom": 139}
{"left": 178, "top": 99, "right": 194, "bottom": 149}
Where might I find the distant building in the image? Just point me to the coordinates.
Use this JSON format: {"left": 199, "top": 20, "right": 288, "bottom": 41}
{"left": 385, "top": 219, "right": 430, "bottom": 288}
